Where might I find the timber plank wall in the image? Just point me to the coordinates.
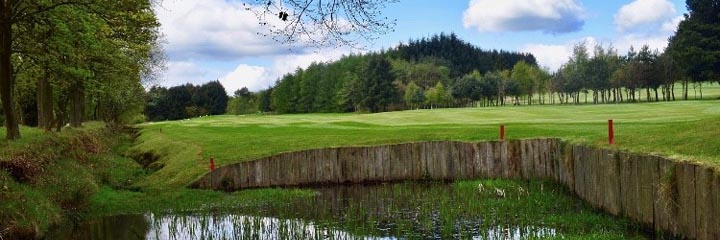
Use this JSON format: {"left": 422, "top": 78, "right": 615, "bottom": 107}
{"left": 191, "top": 138, "right": 720, "bottom": 239}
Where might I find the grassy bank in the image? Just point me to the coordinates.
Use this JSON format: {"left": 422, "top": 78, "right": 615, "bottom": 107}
{"left": 2, "top": 99, "right": 719, "bottom": 238}
{"left": 0, "top": 125, "right": 316, "bottom": 238}
{"left": 0, "top": 124, "right": 142, "bottom": 238}
{"left": 132, "top": 100, "right": 720, "bottom": 190}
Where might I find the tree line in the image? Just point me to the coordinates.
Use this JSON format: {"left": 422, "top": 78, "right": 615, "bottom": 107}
{"left": 260, "top": 33, "right": 537, "bottom": 113}
{"left": 229, "top": 0, "right": 720, "bottom": 115}
{"left": 0, "top": 1, "right": 162, "bottom": 140}
{"left": 145, "top": 81, "right": 228, "bottom": 121}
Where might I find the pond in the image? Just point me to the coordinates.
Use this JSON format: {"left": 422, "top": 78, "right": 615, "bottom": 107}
{"left": 48, "top": 180, "right": 649, "bottom": 239}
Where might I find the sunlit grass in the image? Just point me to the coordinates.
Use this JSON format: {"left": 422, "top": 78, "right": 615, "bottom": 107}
{"left": 130, "top": 100, "right": 720, "bottom": 189}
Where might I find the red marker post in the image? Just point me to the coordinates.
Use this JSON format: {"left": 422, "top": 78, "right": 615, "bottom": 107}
{"left": 608, "top": 120, "right": 615, "bottom": 145}
{"left": 500, "top": 125, "right": 505, "bottom": 141}
{"left": 209, "top": 157, "right": 215, "bottom": 171}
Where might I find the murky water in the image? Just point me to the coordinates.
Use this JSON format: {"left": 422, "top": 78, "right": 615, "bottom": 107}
{"left": 49, "top": 181, "right": 647, "bottom": 239}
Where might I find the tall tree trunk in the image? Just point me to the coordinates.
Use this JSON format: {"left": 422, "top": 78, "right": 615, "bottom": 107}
{"left": 0, "top": 5, "right": 20, "bottom": 140}
{"left": 37, "top": 74, "right": 54, "bottom": 131}
{"left": 699, "top": 83, "right": 703, "bottom": 99}
{"left": 55, "top": 93, "right": 68, "bottom": 132}
{"left": 671, "top": 84, "right": 675, "bottom": 101}
{"left": 654, "top": 88, "right": 659, "bottom": 102}
{"left": 69, "top": 82, "right": 85, "bottom": 128}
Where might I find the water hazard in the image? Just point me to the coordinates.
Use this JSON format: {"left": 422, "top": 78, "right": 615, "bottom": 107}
{"left": 48, "top": 180, "right": 648, "bottom": 239}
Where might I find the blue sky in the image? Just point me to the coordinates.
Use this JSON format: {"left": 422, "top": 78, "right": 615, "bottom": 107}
{"left": 155, "top": 0, "right": 687, "bottom": 93}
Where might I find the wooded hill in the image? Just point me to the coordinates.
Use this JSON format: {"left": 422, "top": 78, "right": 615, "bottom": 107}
{"left": 230, "top": 33, "right": 537, "bottom": 114}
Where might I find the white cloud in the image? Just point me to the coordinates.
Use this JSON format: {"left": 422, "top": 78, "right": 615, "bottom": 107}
{"left": 462, "top": 0, "right": 585, "bottom": 34}
{"left": 155, "top": 0, "right": 288, "bottom": 60}
{"left": 160, "top": 49, "right": 354, "bottom": 94}
{"left": 220, "top": 49, "right": 358, "bottom": 93}
{"left": 220, "top": 65, "right": 268, "bottom": 93}
{"left": 614, "top": 0, "right": 676, "bottom": 32}
{"left": 162, "top": 61, "right": 225, "bottom": 87}
{"left": 527, "top": 2, "right": 686, "bottom": 71}
{"left": 523, "top": 44, "right": 572, "bottom": 71}
{"left": 522, "top": 37, "right": 599, "bottom": 71}
{"left": 661, "top": 16, "right": 684, "bottom": 33}
{"left": 614, "top": 33, "right": 672, "bottom": 53}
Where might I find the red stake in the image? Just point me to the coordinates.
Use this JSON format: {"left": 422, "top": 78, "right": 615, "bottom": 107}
{"left": 608, "top": 119, "right": 615, "bottom": 145}
{"left": 500, "top": 125, "right": 505, "bottom": 141}
{"left": 210, "top": 157, "right": 215, "bottom": 171}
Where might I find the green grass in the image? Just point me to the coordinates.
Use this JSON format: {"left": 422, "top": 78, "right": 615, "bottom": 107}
{"left": 0, "top": 122, "right": 106, "bottom": 156}
{"left": 132, "top": 100, "right": 720, "bottom": 189}
{"left": 0, "top": 123, "right": 112, "bottom": 238}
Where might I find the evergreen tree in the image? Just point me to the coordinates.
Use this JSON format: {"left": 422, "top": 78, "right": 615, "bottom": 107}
{"left": 199, "top": 80, "right": 228, "bottom": 115}
{"left": 359, "top": 56, "right": 396, "bottom": 112}
{"left": 667, "top": 0, "right": 720, "bottom": 85}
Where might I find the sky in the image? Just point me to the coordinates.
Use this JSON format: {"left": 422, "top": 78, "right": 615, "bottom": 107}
{"left": 154, "top": 0, "right": 688, "bottom": 94}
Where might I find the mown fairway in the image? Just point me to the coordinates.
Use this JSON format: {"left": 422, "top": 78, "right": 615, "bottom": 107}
{"left": 132, "top": 100, "right": 720, "bottom": 189}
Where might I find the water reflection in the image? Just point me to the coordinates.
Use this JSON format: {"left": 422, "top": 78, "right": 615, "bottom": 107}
{"left": 49, "top": 181, "right": 640, "bottom": 239}
{"left": 55, "top": 213, "right": 556, "bottom": 240}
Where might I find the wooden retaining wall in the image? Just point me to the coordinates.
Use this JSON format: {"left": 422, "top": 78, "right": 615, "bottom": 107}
{"left": 190, "top": 139, "right": 719, "bottom": 239}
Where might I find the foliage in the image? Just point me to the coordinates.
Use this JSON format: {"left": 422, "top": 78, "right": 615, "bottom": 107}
{"left": 392, "top": 33, "right": 536, "bottom": 77}
{"left": 1, "top": 0, "right": 163, "bottom": 139}
{"left": 144, "top": 81, "right": 228, "bottom": 121}
{"left": 227, "top": 87, "right": 258, "bottom": 115}
{"left": 359, "top": 55, "right": 397, "bottom": 112}
{"left": 667, "top": 0, "right": 720, "bottom": 84}
{"left": 403, "top": 81, "right": 425, "bottom": 109}
{"left": 265, "top": 34, "right": 537, "bottom": 113}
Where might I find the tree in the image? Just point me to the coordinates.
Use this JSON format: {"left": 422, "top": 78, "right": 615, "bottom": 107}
{"left": 511, "top": 61, "right": 535, "bottom": 104}
{"left": 562, "top": 42, "right": 590, "bottom": 104}
{"left": 403, "top": 81, "right": 424, "bottom": 109}
{"left": 272, "top": 72, "right": 301, "bottom": 113}
{"left": 198, "top": 80, "right": 228, "bottom": 115}
{"left": 425, "top": 82, "right": 450, "bottom": 108}
{"left": 145, "top": 86, "right": 169, "bottom": 121}
{"left": 165, "top": 85, "right": 193, "bottom": 120}
{"left": 1, "top": 0, "right": 161, "bottom": 138}
{"left": 257, "top": 88, "right": 273, "bottom": 113}
{"left": 478, "top": 72, "right": 501, "bottom": 106}
{"left": 393, "top": 33, "right": 536, "bottom": 78}
{"left": 586, "top": 44, "right": 613, "bottom": 103}
{"left": 228, "top": 87, "right": 258, "bottom": 115}
{"left": 657, "top": 52, "right": 680, "bottom": 101}
{"left": 359, "top": 55, "right": 396, "bottom": 112}
{"left": 667, "top": 0, "right": 720, "bottom": 86}
{"left": 451, "top": 72, "right": 480, "bottom": 107}
{"left": 336, "top": 74, "right": 362, "bottom": 112}
{"left": 1, "top": 1, "right": 90, "bottom": 139}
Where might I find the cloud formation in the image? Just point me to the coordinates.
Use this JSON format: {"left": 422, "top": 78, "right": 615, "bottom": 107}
{"left": 155, "top": 0, "right": 287, "bottom": 60}
{"left": 462, "top": 0, "right": 585, "bottom": 34}
{"left": 522, "top": 37, "right": 599, "bottom": 71}
{"left": 220, "top": 49, "right": 355, "bottom": 93}
{"left": 162, "top": 61, "right": 224, "bottom": 87}
{"left": 614, "top": 0, "right": 676, "bottom": 32}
